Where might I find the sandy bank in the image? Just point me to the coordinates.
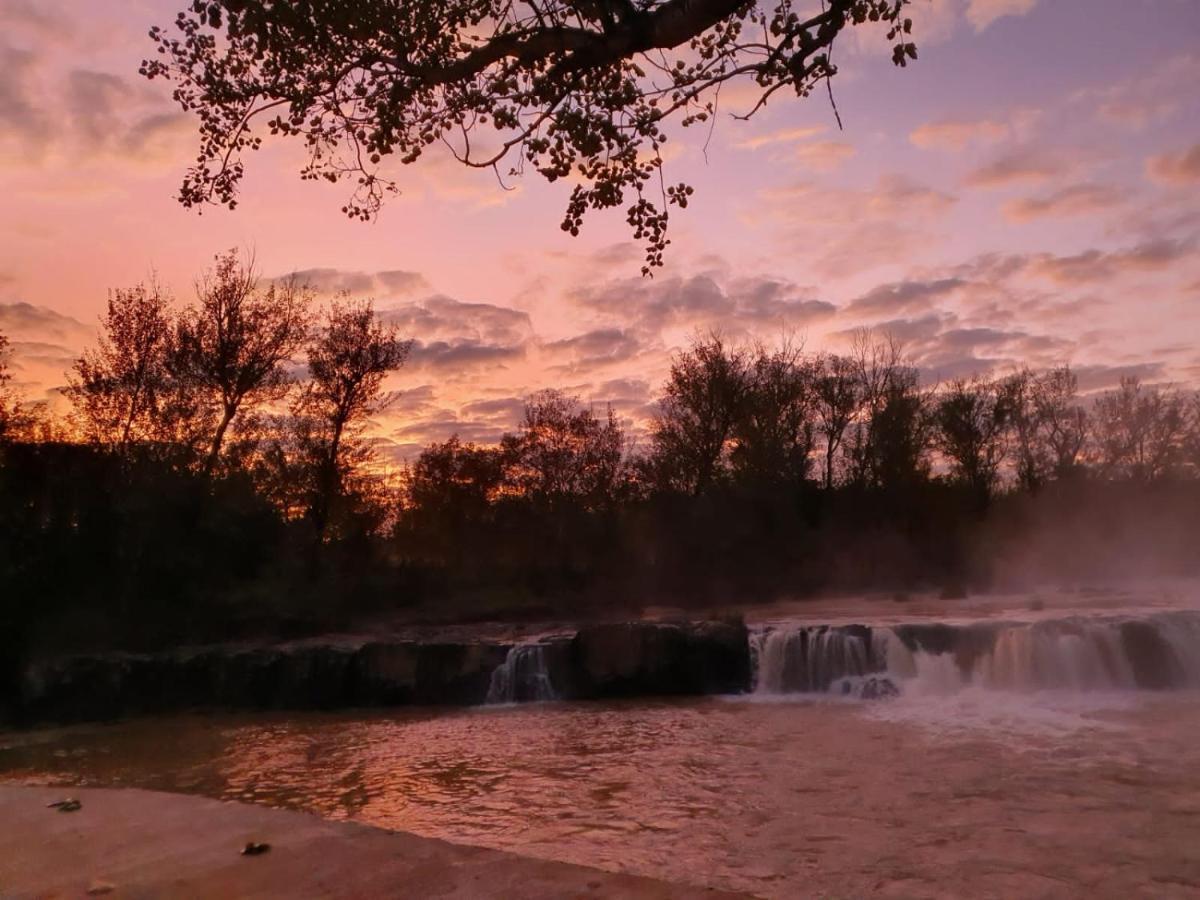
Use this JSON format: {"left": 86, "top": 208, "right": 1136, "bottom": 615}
{"left": 0, "top": 785, "right": 740, "bottom": 898}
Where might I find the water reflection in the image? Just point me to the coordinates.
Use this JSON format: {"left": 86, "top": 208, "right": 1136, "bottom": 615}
{"left": 4, "top": 696, "right": 1200, "bottom": 897}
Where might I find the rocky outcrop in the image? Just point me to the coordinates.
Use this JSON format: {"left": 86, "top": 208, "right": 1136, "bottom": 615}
{"left": 17, "top": 640, "right": 511, "bottom": 724}
{"left": 569, "top": 620, "right": 751, "bottom": 699}
{"left": 12, "top": 620, "right": 752, "bottom": 724}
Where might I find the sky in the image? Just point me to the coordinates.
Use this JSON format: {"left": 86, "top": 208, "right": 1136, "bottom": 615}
{"left": 1, "top": 0, "right": 1198, "bottom": 460}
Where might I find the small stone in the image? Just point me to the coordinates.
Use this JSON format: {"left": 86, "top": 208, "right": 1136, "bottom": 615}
{"left": 86, "top": 880, "right": 116, "bottom": 895}
{"left": 47, "top": 798, "right": 81, "bottom": 812}
{"left": 241, "top": 841, "right": 271, "bottom": 856}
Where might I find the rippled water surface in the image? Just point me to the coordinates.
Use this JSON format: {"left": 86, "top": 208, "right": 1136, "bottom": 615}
{"left": 4, "top": 690, "right": 1200, "bottom": 898}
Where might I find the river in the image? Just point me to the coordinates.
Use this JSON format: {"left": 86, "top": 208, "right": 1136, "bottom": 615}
{"left": 4, "top": 591, "right": 1200, "bottom": 897}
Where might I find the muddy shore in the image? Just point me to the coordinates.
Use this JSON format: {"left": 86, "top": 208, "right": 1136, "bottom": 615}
{"left": 0, "top": 784, "right": 740, "bottom": 898}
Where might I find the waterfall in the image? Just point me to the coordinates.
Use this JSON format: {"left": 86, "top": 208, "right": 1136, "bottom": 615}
{"left": 486, "top": 643, "right": 558, "bottom": 704}
{"left": 752, "top": 626, "right": 882, "bottom": 694}
{"left": 751, "top": 611, "right": 1200, "bottom": 699}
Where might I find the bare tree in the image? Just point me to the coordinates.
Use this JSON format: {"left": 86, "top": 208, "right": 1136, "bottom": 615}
{"left": 934, "top": 375, "right": 1017, "bottom": 504}
{"left": 811, "top": 353, "right": 862, "bottom": 490}
{"left": 301, "top": 297, "right": 411, "bottom": 538}
{"left": 501, "top": 390, "right": 626, "bottom": 510}
{"left": 1092, "top": 376, "right": 1187, "bottom": 481}
{"left": 0, "top": 330, "right": 19, "bottom": 443}
{"left": 731, "top": 339, "right": 815, "bottom": 486}
{"left": 650, "top": 333, "right": 748, "bottom": 496}
{"left": 1033, "top": 365, "right": 1088, "bottom": 479}
{"left": 66, "top": 282, "right": 174, "bottom": 453}
{"left": 173, "top": 250, "right": 312, "bottom": 475}
{"left": 1004, "top": 369, "right": 1044, "bottom": 493}
{"left": 843, "top": 331, "right": 930, "bottom": 490}
{"left": 1182, "top": 394, "right": 1200, "bottom": 478}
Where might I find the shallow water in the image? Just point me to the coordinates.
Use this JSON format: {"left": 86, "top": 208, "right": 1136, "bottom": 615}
{"left": 4, "top": 690, "right": 1200, "bottom": 898}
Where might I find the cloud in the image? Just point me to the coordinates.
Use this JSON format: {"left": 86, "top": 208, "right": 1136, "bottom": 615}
{"left": 793, "top": 140, "right": 856, "bottom": 172}
{"left": 0, "top": 0, "right": 72, "bottom": 38}
{"left": 1029, "top": 239, "right": 1193, "bottom": 284}
{"left": 1003, "top": 183, "right": 1123, "bottom": 222}
{"left": 965, "top": 149, "right": 1069, "bottom": 188}
{"left": 735, "top": 126, "right": 825, "bottom": 151}
{"left": 273, "top": 267, "right": 429, "bottom": 297}
{"left": 1146, "top": 143, "right": 1200, "bottom": 186}
{"left": 407, "top": 339, "right": 525, "bottom": 372}
{"left": 848, "top": 278, "right": 966, "bottom": 317}
{"left": 0, "top": 42, "right": 51, "bottom": 158}
{"left": 1072, "top": 55, "right": 1200, "bottom": 130}
{"left": 754, "top": 175, "right": 957, "bottom": 278}
{"left": 0, "top": 56, "right": 193, "bottom": 170}
{"left": 570, "top": 271, "right": 836, "bottom": 336}
{"left": 0, "top": 301, "right": 92, "bottom": 344}
{"left": 382, "top": 295, "right": 532, "bottom": 347}
{"left": 910, "top": 117, "right": 1009, "bottom": 151}
{"left": 1073, "top": 363, "right": 1166, "bottom": 393}
{"left": 964, "top": 0, "right": 1040, "bottom": 31}
{"left": 545, "top": 328, "right": 642, "bottom": 371}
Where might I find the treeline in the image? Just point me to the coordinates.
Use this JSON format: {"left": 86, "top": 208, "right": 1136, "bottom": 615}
{"left": 0, "top": 252, "right": 411, "bottom": 693}
{"left": 396, "top": 333, "right": 1200, "bottom": 607}
{"left": 2, "top": 260, "right": 1200, "bottom": 678}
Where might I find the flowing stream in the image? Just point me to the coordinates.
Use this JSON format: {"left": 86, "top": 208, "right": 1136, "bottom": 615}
{"left": 4, "top": 597, "right": 1200, "bottom": 897}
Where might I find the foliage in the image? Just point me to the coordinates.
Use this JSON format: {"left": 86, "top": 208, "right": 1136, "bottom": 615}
{"left": 142, "top": 0, "right": 917, "bottom": 271}
{"left": 173, "top": 250, "right": 313, "bottom": 474}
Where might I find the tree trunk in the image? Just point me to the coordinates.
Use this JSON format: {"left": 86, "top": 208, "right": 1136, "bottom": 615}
{"left": 203, "top": 405, "right": 236, "bottom": 476}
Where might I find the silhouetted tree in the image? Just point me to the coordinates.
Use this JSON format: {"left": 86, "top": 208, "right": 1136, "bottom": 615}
{"left": 844, "top": 332, "right": 930, "bottom": 491}
{"left": 935, "top": 375, "right": 1017, "bottom": 505}
{"left": 501, "top": 390, "right": 625, "bottom": 511}
{"left": 1092, "top": 377, "right": 1187, "bottom": 481}
{"left": 0, "top": 331, "right": 16, "bottom": 444}
{"left": 1033, "top": 365, "right": 1088, "bottom": 480}
{"left": 864, "top": 368, "right": 932, "bottom": 493}
{"left": 143, "top": 0, "right": 918, "bottom": 270}
{"left": 812, "top": 353, "right": 861, "bottom": 490}
{"left": 405, "top": 437, "right": 505, "bottom": 539}
{"left": 731, "top": 340, "right": 815, "bottom": 486}
{"left": 66, "top": 282, "right": 174, "bottom": 454}
{"left": 651, "top": 334, "right": 747, "bottom": 495}
{"left": 300, "top": 298, "right": 411, "bottom": 538}
{"left": 173, "top": 251, "right": 312, "bottom": 475}
{"left": 1182, "top": 395, "right": 1200, "bottom": 478}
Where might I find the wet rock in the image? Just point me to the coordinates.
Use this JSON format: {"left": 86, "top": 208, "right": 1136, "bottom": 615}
{"left": 892, "top": 622, "right": 998, "bottom": 674}
{"left": 570, "top": 620, "right": 750, "bottom": 699}
{"left": 1120, "top": 621, "right": 1182, "bottom": 689}
{"left": 856, "top": 676, "right": 901, "bottom": 700}
{"left": 413, "top": 642, "right": 511, "bottom": 705}
{"left": 352, "top": 642, "right": 420, "bottom": 705}
{"left": 275, "top": 645, "right": 357, "bottom": 709}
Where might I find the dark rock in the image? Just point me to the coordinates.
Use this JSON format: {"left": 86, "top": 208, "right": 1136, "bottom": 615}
{"left": 1121, "top": 621, "right": 1182, "bottom": 689}
{"left": 892, "top": 622, "right": 997, "bottom": 674}
{"left": 352, "top": 641, "right": 421, "bottom": 705}
{"left": 414, "top": 642, "right": 510, "bottom": 705}
{"left": 570, "top": 620, "right": 750, "bottom": 699}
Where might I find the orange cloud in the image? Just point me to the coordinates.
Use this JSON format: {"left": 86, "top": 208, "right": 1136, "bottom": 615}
{"left": 1146, "top": 143, "right": 1200, "bottom": 185}
{"left": 1003, "top": 183, "right": 1123, "bottom": 222}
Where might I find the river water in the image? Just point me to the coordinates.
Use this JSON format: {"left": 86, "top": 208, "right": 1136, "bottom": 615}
{"left": 4, "top": 594, "right": 1200, "bottom": 898}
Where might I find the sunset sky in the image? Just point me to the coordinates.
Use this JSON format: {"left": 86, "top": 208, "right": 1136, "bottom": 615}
{"left": 2, "top": 0, "right": 1198, "bottom": 460}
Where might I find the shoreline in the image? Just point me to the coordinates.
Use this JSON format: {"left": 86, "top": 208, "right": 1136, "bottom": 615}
{"left": 0, "top": 784, "right": 741, "bottom": 898}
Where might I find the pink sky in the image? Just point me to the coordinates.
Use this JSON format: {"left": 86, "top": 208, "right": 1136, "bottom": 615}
{"left": 1, "top": 0, "right": 1198, "bottom": 459}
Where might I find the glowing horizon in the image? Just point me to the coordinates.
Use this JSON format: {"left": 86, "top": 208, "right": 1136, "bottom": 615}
{"left": 1, "top": 0, "right": 1197, "bottom": 460}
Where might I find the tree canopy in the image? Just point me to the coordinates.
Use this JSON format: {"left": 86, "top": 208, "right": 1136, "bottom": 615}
{"left": 143, "top": 0, "right": 917, "bottom": 271}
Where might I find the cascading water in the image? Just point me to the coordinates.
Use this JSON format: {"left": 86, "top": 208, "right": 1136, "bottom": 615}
{"left": 752, "top": 625, "right": 891, "bottom": 697}
{"left": 751, "top": 611, "right": 1200, "bottom": 699}
{"left": 486, "top": 643, "right": 558, "bottom": 704}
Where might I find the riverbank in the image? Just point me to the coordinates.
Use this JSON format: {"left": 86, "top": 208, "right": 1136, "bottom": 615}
{"left": 10, "top": 593, "right": 1200, "bottom": 725}
{"left": 0, "top": 784, "right": 740, "bottom": 898}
